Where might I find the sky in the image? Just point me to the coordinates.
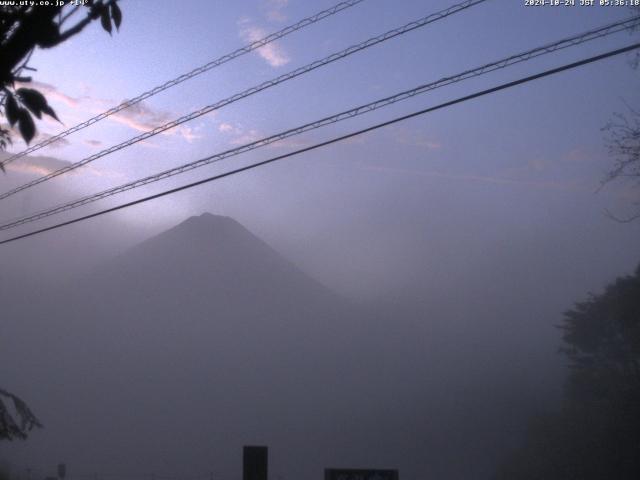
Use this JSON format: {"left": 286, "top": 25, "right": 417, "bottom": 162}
{"left": 1, "top": 0, "right": 639, "bottom": 299}
{"left": 1, "top": 2, "right": 639, "bottom": 269}
{"left": 1, "top": 1, "right": 640, "bottom": 477}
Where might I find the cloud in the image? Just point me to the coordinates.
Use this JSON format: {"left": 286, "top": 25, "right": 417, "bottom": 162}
{"left": 266, "top": 0, "right": 289, "bottom": 22}
{"left": 19, "top": 80, "right": 83, "bottom": 109}
{"left": 107, "top": 100, "right": 201, "bottom": 142}
{"left": 392, "top": 126, "right": 442, "bottom": 150}
{"left": 109, "top": 101, "right": 171, "bottom": 132}
{"left": 230, "top": 129, "right": 264, "bottom": 145}
{"left": 84, "top": 139, "right": 103, "bottom": 147}
{"left": 238, "top": 22, "right": 290, "bottom": 67}
{"left": 171, "top": 124, "right": 201, "bottom": 143}
{"left": 219, "top": 122, "right": 310, "bottom": 150}
{"left": 0, "top": 152, "right": 124, "bottom": 180}
{"left": 35, "top": 132, "right": 71, "bottom": 150}
{"left": 218, "top": 122, "right": 236, "bottom": 133}
{"left": 2, "top": 154, "right": 73, "bottom": 176}
{"left": 15, "top": 81, "right": 200, "bottom": 144}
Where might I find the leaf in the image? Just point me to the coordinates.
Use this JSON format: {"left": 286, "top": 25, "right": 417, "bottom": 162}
{"left": 41, "top": 104, "right": 60, "bottom": 122}
{"left": 17, "top": 88, "right": 46, "bottom": 119}
{"left": 0, "top": 128, "right": 12, "bottom": 148}
{"left": 5, "top": 93, "right": 20, "bottom": 127}
{"left": 101, "top": 9, "right": 112, "bottom": 34}
{"left": 16, "top": 88, "right": 59, "bottom": 122}
{"left": 35, "top": 21, "right": 60, "bottom": 48}
{"left": 110, "top": 2, "right": 122, "bottom": 30}
{"left": 17, "top": 109, "right": 36, "bottom": 145}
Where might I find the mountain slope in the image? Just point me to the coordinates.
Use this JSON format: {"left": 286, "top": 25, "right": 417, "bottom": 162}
{"left": 1, "top": 212, "right": 542, "bottom": 480}
{"left": 11, "top": 213, "right": 405, "bottom": 478}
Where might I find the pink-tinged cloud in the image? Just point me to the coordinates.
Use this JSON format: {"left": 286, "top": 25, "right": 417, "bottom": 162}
{"left": 109, "top": 101, "right": 171, "bottom": 132}
{"left": 3, "top": 154, "right": 72, "bottom": 177}
{"left": 85, "top": 139, "right": 103, "bottom": 147}
{"left": 107, "top": 100, "right": 201, "bottom": 142}
{"left": 238, "top": 22, "right": 290, "bottom": 67}
{"left": 218, "top": 122, "right": 236, "bottom": 133}
{"left": 15, "top": 81, "right": 200, "bottom": 144}
{"left": 0, "top": 151, "right": 123, "bottom": 180}
{"left": 18, "top": 80, "right": 82, "bottom": 109}
{"left": 1, "top": 153, "right": 121, "bottom": 180}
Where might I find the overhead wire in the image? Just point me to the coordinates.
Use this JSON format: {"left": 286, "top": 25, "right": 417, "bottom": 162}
{"left": 1, "top": 42, "right": 638, "bottom": 246}
{"left": 0, "top": 0, "right": 488, "bottom": 200}
{"left": 0, "top": 0, "right": 366, "bottom": 167}
{"left": 0, "top": 14, "right": 637, "bottom": 230}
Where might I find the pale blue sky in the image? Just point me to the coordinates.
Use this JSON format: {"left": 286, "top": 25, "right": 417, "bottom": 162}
{"left": 1, "top": 0, "right": 639, "bottom": 298}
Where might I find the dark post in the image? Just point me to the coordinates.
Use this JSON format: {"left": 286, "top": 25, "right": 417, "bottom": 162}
{"left": 243, "top": 446, "right": 268, "bottom": 480}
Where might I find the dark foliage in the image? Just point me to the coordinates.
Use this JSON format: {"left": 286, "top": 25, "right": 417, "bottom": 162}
{"left": 0, "top": 1, "right": 124, "bottom": 442}
{"left": 600, "top": 7, "right": 640, "bottom": 222}
{"left": 0, "top": 389, "right": 42, "bottom": 441}
{"left": 0, "top": 0, "right": 122, "bottom": 149}
{"left": 602, "top": 106, "right": 640, "bottom": 222}
{"left": 495, "top": 265, "right": 640, "bottom": 479}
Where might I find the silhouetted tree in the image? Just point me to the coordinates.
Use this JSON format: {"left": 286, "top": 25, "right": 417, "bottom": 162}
{"left": 0, "top": 389, "right": 42, "bottom": 441}
{"left": 495, "top": 265, "right": 640, "bottom": 479}
{"left": 0, "top": 0, "right": 122, "bottom": 161}
{"left": 601, "top": 7, "right": 640, "bottom": 222}
{"left": 602, "top": 106, "right": 640, "bottom": 222}
{"left": 0, "top": 1, "right": 123, "bottom": 440}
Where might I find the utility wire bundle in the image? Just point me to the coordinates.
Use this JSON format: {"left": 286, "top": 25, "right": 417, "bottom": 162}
{"left": 0, "top": 0, "right": 366, "bottom": 167}
{"left": 0, "top": 0, "right": 638, "bottom": 244}
{"left": 0, "top": 0, "right": 487, "bottom": 201}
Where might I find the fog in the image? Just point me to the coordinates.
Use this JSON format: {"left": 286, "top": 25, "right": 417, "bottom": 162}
{"left": 2, "top": 1, "right": 640, "bottom": 478}
{"left": 2, "top": 153, "right": 639, "bottom": 480}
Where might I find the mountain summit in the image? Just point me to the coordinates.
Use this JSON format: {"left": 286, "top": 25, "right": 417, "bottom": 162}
{"left": 93, "top": 212, "right": 339, "bottom": 311}
{"left": 8, "top": 214, "right": 417, "bottom": 479}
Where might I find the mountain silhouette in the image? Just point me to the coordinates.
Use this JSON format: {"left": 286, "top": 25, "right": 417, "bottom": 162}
{"left": 79, "top": 212, "right": 362, "bottom": 360}
{"left": 12, "top": 213, "right": 406, "bottom": 478}
{"left": 0, "top": 213, "right": 529, "bottom": 479}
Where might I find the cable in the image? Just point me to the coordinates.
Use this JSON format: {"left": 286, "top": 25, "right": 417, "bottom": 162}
{"left": 0, "top": 0, "right": 487, "bottom": 200}
{"left": 0, "top": 0, "right": 366, "bottom": 167}
{"left": 1, "top": 42, "right": 638, "bottom": 246}
{"left": 1, "top": 15, "right": 637, "bottom": 229}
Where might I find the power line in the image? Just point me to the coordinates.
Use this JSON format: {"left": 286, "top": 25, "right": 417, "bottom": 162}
{"left": 0, "top": 0, "right": 366, "bottom": 167}
{"left": 1, "top": 42, "right": 638, "bottom": 246}
{"left": 1, "top": 15, "right": 637, "bottom": 230}
{"left": 0, "top": 0, "right": 487, "bottom": 200}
